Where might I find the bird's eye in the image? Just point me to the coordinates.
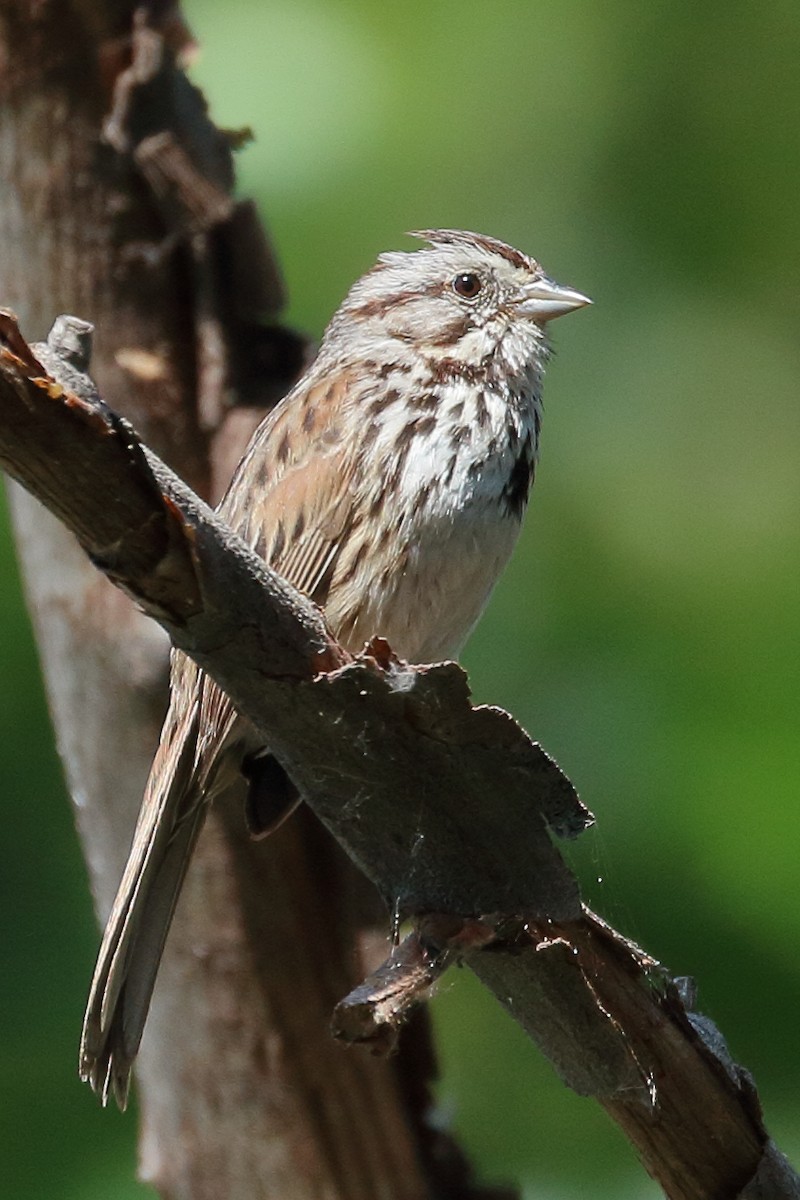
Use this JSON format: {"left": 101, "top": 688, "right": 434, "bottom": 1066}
{"left": 452, "top": 272, "right": 482, "bottom": 299}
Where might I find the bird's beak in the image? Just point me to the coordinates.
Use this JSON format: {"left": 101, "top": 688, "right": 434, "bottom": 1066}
{"left": 517, "top": 276, "right": 592, "bottom": 322}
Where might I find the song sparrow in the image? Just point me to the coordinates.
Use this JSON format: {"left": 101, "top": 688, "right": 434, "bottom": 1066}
{"left": 80, "top": 229, "right": 590, "bottom": 1106}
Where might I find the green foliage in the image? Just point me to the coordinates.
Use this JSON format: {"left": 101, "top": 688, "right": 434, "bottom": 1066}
{"left": 2, "top": 2, "right": 798, "bottom": 1195}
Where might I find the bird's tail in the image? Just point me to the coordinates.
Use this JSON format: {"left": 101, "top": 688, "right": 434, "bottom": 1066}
{"left": 79, "top": 692, "right": 208, "bottom": 1110}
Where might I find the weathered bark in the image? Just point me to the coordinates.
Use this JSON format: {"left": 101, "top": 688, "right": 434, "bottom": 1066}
{"left": 0, "top": 5, "right": 484, "bottom": 1198}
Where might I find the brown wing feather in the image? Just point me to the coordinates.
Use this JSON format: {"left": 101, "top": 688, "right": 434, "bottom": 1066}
{"left": 254, "top": 448, "right": 358, "bottom": 601}
{"left": 195, "top": 367, "right": 361, "bottom": 774}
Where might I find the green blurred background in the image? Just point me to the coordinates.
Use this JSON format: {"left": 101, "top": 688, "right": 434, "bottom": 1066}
{"left": 2, "top": 2, "right": 799, "bottom": 1196}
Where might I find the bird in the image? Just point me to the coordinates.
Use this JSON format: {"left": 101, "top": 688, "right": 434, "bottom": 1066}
{"left": 79, "top": 228, "right": 590, "bottom": 1107}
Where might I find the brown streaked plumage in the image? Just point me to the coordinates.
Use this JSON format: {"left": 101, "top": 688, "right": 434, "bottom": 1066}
{"left": 80, "top": 230, "right": 590, "bottom": 1107}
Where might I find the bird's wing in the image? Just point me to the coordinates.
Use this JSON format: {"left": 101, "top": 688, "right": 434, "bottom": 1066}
{"left": 196, "top": 366, "right": 362, "bottom": 758}
{"left": 224, "top": 366, "right": 360, "bottom": 594}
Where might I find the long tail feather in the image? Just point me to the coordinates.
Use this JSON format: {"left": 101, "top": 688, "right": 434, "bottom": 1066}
{"left": 80, "top": 694, "right": 207, "bottom": 1109}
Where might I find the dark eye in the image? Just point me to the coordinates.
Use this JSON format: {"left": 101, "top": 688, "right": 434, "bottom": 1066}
{"left": 452, "top": 272, "right": 482, "bottom": 299}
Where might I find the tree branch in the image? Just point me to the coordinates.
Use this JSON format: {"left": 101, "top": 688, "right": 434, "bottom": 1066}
{"left": 1, "top": 313, "right": 797, "bottom": 1200}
